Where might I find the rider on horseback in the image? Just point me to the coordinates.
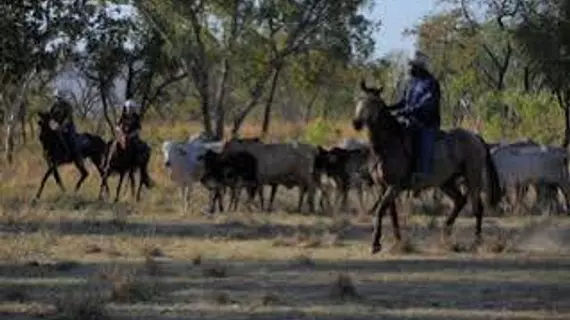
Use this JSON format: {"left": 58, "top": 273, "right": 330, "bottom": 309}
{"left": 104, "top": 99, "right": 142, "bottom": 172}
{"left": 387, "top": 51, "right": 441, "bottom": 184}
{"left": 48, "top": 88, "right": 81, "bottom": 159}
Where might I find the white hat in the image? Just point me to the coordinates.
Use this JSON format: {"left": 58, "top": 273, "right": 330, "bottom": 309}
{"left": 409, "top": 50, "right": 430, "bottom": 70}
{"left": 123, "top": 99, "right": 140, "bottom": 112}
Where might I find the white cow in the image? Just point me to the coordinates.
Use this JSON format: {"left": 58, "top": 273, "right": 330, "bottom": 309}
{"left": 337, "top": 137, "right": 369, "bottom": 150}
{"left": 162, "top": 135, "right": 225, "bottom": 212}
{"left": 491, "top": 142, "right": 570, "bottom": 212}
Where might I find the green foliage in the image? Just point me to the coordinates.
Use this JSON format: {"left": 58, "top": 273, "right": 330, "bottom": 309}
{"left": 475, "top": 90, "right": 564, "bottom": 144}
{"left": 302, "top": 117, "right": 337, "bottom": 145}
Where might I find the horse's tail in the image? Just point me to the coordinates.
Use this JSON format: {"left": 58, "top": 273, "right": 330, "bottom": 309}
{"left": 480, "top": 136, "right": 502, "bottom": 207}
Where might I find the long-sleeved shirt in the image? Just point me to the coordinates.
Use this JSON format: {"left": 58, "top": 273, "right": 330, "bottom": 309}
{"left": 389, "top": 75, "right": 441, "bottom": 128}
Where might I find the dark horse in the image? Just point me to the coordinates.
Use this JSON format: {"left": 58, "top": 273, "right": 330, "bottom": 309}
{"left": 353, "top": 80, "right": 502, "bottom": 254}
{"left": 35, "top": 111, "right": 107, "bottom": 199}
{"left": 99, "top": 137, "right": 154, "bottom": 203}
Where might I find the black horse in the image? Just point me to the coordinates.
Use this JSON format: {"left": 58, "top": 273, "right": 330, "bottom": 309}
{"left": 35, "top": 111, "right": 107, "bottom": 199}
{"left": 99, "top": 137, "right": 154, "bottom": 203}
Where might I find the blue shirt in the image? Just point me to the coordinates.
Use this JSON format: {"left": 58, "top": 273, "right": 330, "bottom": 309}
{"left": 393, "top": 75, "right": 441, "bottom": 128}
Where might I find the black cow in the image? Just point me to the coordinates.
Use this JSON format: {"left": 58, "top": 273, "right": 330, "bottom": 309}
{"left": 314, "top": 146, "right": 375, "bottom": 212}
{"left": 199, "top": 149, "right": 260, "bottom": 214}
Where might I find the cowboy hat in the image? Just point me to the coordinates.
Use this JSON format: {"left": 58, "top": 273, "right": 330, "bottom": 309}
{"left": 408, "top": 50, "right": 430, "bottom": 70}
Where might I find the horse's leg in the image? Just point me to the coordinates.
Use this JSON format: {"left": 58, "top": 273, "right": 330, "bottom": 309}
{"left": 388, "top": 201, "right": 401, "bottom": 242}
{"left": 99, "top": 168, "right": 112, "bottom": 201}
{"left": 129, "top": 169, "right": 136, "bottom": 200}
{"left": 135, "top": 168, "right": 145, "bottom": 202}
{"left": 440, "top": 180, "right": 468, "bottom": 240}
{"left": 114, "top": 172, "right": 125, "bottom": 203}
{"left": 371, "top": 185, "right": 400, "bottom": 254}
{"left": 35, "top": 166, "right": 55, "bottom": 199}
{"left": 52, "top": 167, "right": 66, "bottom": 192}
{"left": 72, "top": 158, "right": 89, "bottom": 193}
{"left": 471, "top": 188, "right": 484, "bottom": 244}
{"left": 462, "top": 171, "right": 484, "bottom": 243}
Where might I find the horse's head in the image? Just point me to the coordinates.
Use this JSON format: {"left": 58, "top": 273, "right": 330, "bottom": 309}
{"left": 36, "top": 111, "right": 51, "bottom": 129}
{"left": 352, "top": 79, "right": 390, "bottom": 131}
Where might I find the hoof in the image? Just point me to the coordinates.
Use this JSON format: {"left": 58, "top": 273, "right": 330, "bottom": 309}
{"left": 371, "top": 244, "right": 382, "bottom": 254}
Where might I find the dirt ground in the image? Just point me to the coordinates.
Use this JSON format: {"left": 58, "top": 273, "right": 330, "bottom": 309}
{"left": 0, "top": 181, "right": 569, "bottom": 320}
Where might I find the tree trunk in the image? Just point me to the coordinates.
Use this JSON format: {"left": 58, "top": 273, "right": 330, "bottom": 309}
{"left": 557, "top": 89, "right": 570, "bottom": 149}
{"left": 214, "top": 58, "right": 231, "bottom": 140}
{"left": 562, "top": 101, "right": 570, "bottom": 150}
{"left": 199, "top": 76, "right": 213, "bottom": 137}
{"left": 4, "top": 117, "right": 15, "bottom": 164}
{"left": 304, "top": 88, "right": 320, "bottom": 124}
{"left": 261, "top": 64, "right": 283, "bottom": 137}
{"left": 99, "top": 86, "right": 115, "bottom": 136}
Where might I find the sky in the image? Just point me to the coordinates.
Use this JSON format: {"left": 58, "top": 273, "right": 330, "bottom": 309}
{"left": 369, "top": 0, "right": 443, "bottom": 58}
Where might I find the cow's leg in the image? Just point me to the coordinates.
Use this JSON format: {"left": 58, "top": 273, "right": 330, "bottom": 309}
{"left": 556, "top": 181, "right": 570, "bottom": 214}
{"left": 340, "top": 182, "right": 349, "bottom": 212}
{"left": 267, "top": 184, "right": 278, "bottom": 212}
{"left": 206, "top": 188, "right": 218, "bottom": 214}
{"left": 297, "top": 186, "right": 306, "bottom": 212}
{"left": 218, "top": 187, "right": 225, "bottom": 212}
{"left": 257, "top": 185, "right": 266, "bottom": 211}
{"left": 245, "top": 184, "right": 257, "bottom": 211}
{"left": 181, "top": 184, "right": 189, "bottom": 213}
{"left": 230, "top": 185, "right": 240, "bottom": 211}
{"left": 356, "top": 184, "right": 366, "bottom": 214}
{"left": 306, "top": 183, "right": 316, "bottom": 213}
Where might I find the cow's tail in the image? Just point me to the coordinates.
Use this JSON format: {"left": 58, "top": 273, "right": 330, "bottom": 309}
{"left": 478, "top": 135, "right": 501, "bottom": 207}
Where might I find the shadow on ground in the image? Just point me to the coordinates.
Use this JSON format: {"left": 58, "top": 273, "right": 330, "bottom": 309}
{"left": 0, "top": 256, "right": 569, "bottom": 320}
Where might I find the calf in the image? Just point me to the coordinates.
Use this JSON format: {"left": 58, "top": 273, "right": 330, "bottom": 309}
{"left": 199, "top": 149, "right": 260, "bottom": 213}
{"left": 315, "top": 146, "right": 376, "bottom": 212}
{"left": 162, "top": 137, "right": 225, "bottom": 212}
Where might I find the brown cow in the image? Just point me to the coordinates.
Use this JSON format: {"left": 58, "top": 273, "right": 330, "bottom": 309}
{"left": 224, "top": 138, "right": 319, "bottom": 212}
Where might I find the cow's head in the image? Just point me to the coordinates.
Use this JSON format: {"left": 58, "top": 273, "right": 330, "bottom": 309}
{"left": 162, "top": 141, "right": 188, "bottom": 168}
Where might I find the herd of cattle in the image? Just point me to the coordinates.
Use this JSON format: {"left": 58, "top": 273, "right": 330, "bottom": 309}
{"left": 161, "top": 133, "right": 570, "bottom": 215}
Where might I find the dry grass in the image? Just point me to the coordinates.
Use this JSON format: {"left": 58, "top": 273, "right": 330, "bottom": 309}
{"left": 0, "top": 120, "right": 570, "bottom": 319}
